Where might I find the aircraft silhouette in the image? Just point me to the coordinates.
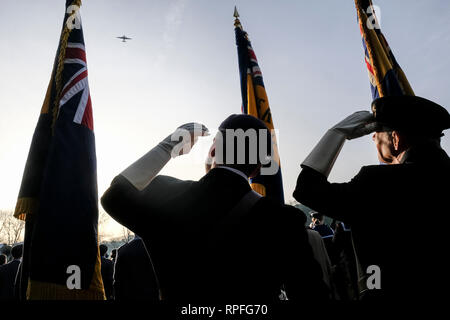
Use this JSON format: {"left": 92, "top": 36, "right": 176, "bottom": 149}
{"left": 117, "top": 35, "right": 132, "bottom": 42}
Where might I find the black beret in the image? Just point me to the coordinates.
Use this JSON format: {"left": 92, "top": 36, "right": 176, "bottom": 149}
{"left": 371, "top": 95, "right": 450, "bottom": 136}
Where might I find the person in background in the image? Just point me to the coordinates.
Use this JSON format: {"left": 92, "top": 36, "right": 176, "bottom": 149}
{"left": 0, "top": 244, "right": 23, "bottom": 300}
{"left": 305, "top": 227, "right": 333, "bottom": 297}
{"left": 309, "top": 211, "right": 334, "bottom": 239}
{"left": 110, "top": 249, "right": 117, "bottom": 263}
{"left": 99, "top": 244, "right": 114, "bottom": 300}
{"left": 0, "top": 254, "right": 7, "bottom": 266}
{"left": 309, "top": 211, "right": 335, "bottom": 262}
{"left": 0, "top": 245, "right": 11, "bottom": 262}
{"left": 330, "top": 220, "right": 359, "bottom": 301}
{"left": 114, "top": 235, "right": 159, "bottom": 301}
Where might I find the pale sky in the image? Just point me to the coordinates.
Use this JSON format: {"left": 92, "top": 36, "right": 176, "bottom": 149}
{"left": 1, "top": 0, "right": 449, "bottom": 238}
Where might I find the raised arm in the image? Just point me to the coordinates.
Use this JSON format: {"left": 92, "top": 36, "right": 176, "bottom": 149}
{"left": 294, "top": 111, "right": 377, "bottom": 222}
{"left": 101, "top": 123, "right": 209, "bottom": 234}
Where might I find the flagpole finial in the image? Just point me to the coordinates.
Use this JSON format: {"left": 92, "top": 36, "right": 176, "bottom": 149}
{"left": 234, "top": 6, "right": 242, "bottom": 28}
{"left": 233, "top": 6, "right": 239, "bottom": 18}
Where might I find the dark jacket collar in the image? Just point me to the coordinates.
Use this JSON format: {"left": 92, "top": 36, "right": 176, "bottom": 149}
{"left": 199, "top": 167, "right": 252, "bottom": 198}
{"left": 401, "top": 140, "right": 450, "bottom": 164}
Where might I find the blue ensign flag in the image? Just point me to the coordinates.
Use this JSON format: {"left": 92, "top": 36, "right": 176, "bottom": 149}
{"left": 14, "top": 0, "right": 104, "bottom": 299}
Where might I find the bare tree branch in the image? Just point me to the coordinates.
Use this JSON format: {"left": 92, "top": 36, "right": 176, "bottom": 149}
{"left": 121, "top": 226, "right": 134, "bottom": 243}
{"left": 98, "top": 209, "right": 111, "bottom": 242}
{"left": 0, "top": 210, "right": 25, "bottom": 245}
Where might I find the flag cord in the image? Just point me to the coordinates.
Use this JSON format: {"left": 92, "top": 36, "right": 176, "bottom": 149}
{"left": 52, "top": 0, "right": 82, "bottom": 131}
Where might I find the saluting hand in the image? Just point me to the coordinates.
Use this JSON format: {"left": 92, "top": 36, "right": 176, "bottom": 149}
{"left": 161, "top": 123, "right": 210, "bottom": 158}
{"left": 331, "top": 111, "right": 377, "bottom": 140}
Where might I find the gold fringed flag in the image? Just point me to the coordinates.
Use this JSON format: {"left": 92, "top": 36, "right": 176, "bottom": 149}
{"left": 355, "top": 0, "right": 414, "bottom": 99}
{"left": 234, "top": 8, "right": 284, "bottom": 204}
{"left": 15, "top": 0, "right": 105, "bottom": 300}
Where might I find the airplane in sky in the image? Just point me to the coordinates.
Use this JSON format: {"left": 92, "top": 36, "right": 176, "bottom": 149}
{"left": 117, "top": 35, "right": 132, "bottom": 42}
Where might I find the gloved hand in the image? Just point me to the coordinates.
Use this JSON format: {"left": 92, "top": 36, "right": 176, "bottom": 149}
{"left": 160, "top": 123, "right": 210, "bottom": 157}
{"left": 330, "top": 111, "right": 377, "bottom": 140}
{"left": 121, "top": 122, "right": 209, "bottom": 190}
{"left": 302, "top": 111, "right": 376, "bottom": 178}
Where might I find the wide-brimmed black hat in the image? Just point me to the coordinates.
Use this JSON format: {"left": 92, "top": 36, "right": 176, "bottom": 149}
{"left": 371, "top": 95, "right": 450, "bottom": 137}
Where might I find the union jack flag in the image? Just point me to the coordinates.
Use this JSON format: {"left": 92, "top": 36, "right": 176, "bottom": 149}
{"left": 60, "top": 41, "right": 93, "bottom": 130}
{"left": 14, "top": 0, "right": 104, "bottom": 299}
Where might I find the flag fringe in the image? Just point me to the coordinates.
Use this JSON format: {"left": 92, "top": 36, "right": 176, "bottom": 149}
{"left": 250, "top": 183, "right": 266, "bottom": 197}
{"left": 26, "top": 238, "right": 105, "bottom": 300}
{"left": 27, "top": 280, "right": 105, "bottom": 300}
{"left": 14, "top": 197, "right": 39, "bottom": 221}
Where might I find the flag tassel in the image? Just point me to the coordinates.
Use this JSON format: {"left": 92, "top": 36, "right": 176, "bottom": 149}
{"left": 14, "top": 197, "right": 39, "bottom": 221}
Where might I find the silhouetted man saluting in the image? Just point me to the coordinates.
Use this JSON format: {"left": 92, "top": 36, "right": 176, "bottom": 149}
{"left": 102, "top": 115, "right": 327, "bottom": 302}
{"left": 294, "top": 96, "right": 450, "bottom": 301}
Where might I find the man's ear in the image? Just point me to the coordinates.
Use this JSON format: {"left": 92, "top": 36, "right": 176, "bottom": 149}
{"left": 205, "top": 142, "right": 216, "bottom": 173}
{"left": 207, "top": 141, "right": 216, "bottom": 160}
{"left": 392, "top": 131, "right": 401, "bottom": 151}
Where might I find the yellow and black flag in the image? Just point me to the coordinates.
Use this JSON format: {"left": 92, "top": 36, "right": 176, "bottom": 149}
{"left": 234, "top": 8, "right": 284, "bottom": 204}
{"left": 15, "top": 0, "right": 104, "bottom": 299}
{"left": 355, "top": 0, "right": 414, "bottom": 99}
